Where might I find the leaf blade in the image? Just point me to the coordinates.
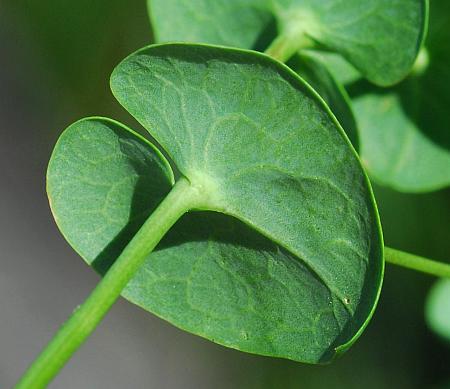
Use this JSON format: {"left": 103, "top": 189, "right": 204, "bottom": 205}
{"left": 148, "top": 0, "right": 428, "bottom": 85}
{"left": 110, "top": 43, "right": 384, "bottom": 362}
{"left": 287, "top": 52, "right": 358, "bottom": 147}
{"left": 47, "top": 117, "right": 174, "bottom": 270}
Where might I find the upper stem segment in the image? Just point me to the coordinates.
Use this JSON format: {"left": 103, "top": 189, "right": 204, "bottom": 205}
{"left": 15, "top": 177, "right": 200, "bottom": 389}
{"left": 265, "top": 32, "right": 314, "bottom": 63}
{"left": 385, "top": 246, "right": 450, "bottom": 278}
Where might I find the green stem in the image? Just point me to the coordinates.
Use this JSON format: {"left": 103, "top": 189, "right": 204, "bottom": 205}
{"left": 265, "top": 32, "right": 314, "bottom": 63}
{"left": 385, "top": 246, "right": 450, "bottom": 278}
{"left": 14, "top": 177, "right": 201, "bottom": 389}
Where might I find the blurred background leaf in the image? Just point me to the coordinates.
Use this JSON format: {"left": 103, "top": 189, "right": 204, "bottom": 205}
{"left": 426, "top": 279, "right": 450, "bottom": 344}
{"left": 346, "top": 0, "right": 450, "bottom": 192}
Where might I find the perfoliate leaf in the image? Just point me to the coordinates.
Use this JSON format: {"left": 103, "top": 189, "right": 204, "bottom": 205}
{"left": 147, "top": 0, "right": 427, "bottom": 86}
{"left": 112, "top": 44, "right": 383, "bottom": 362}
{"left": 49, "top": 43, "right": 383, "bottom": 363}
{"left": 273, "top": 0, "right": 427, "bottom": 86}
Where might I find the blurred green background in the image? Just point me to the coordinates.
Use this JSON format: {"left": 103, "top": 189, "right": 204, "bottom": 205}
{"left": 0, "top": 1, "right": 449, "bottom": 388}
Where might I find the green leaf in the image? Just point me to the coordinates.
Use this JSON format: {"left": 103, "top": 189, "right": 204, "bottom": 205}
{"left": 147, "top": 0, "right": 360, "bottom": 146}
{"left": 273, "top": 0, "right": 428, "bottom": 86}
{"left": 147, "top": 0, "right": 427, "bottom": 86}
{"left": 49, "top": 43, "right": 383, "bottom": 363}
{"left": 351, "top": 82, "right": 450, "bottom": 192}
{"left": 47, "top": 117, "right": 174, "bottom": 265}
{"left": 304, "top": 50, "right": 361, "bottom": 86}
{"left": 347, "top": 0, "right": 450, "bottom": 192}
{"left": 425, "top": 279, "right": 450, "bottom": 343}
{"left": 287, "top": 52, "right": 358, "bottom": 147}
{"left": 111, "top": 43, "right": 384, "bottom": 362}
{"left": 148, "top": 0, "right": 274, "bottom": 51}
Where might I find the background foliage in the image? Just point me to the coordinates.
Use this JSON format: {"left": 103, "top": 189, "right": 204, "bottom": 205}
{"left": 0, "top": 0, "right": 449, "bottom": 387}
